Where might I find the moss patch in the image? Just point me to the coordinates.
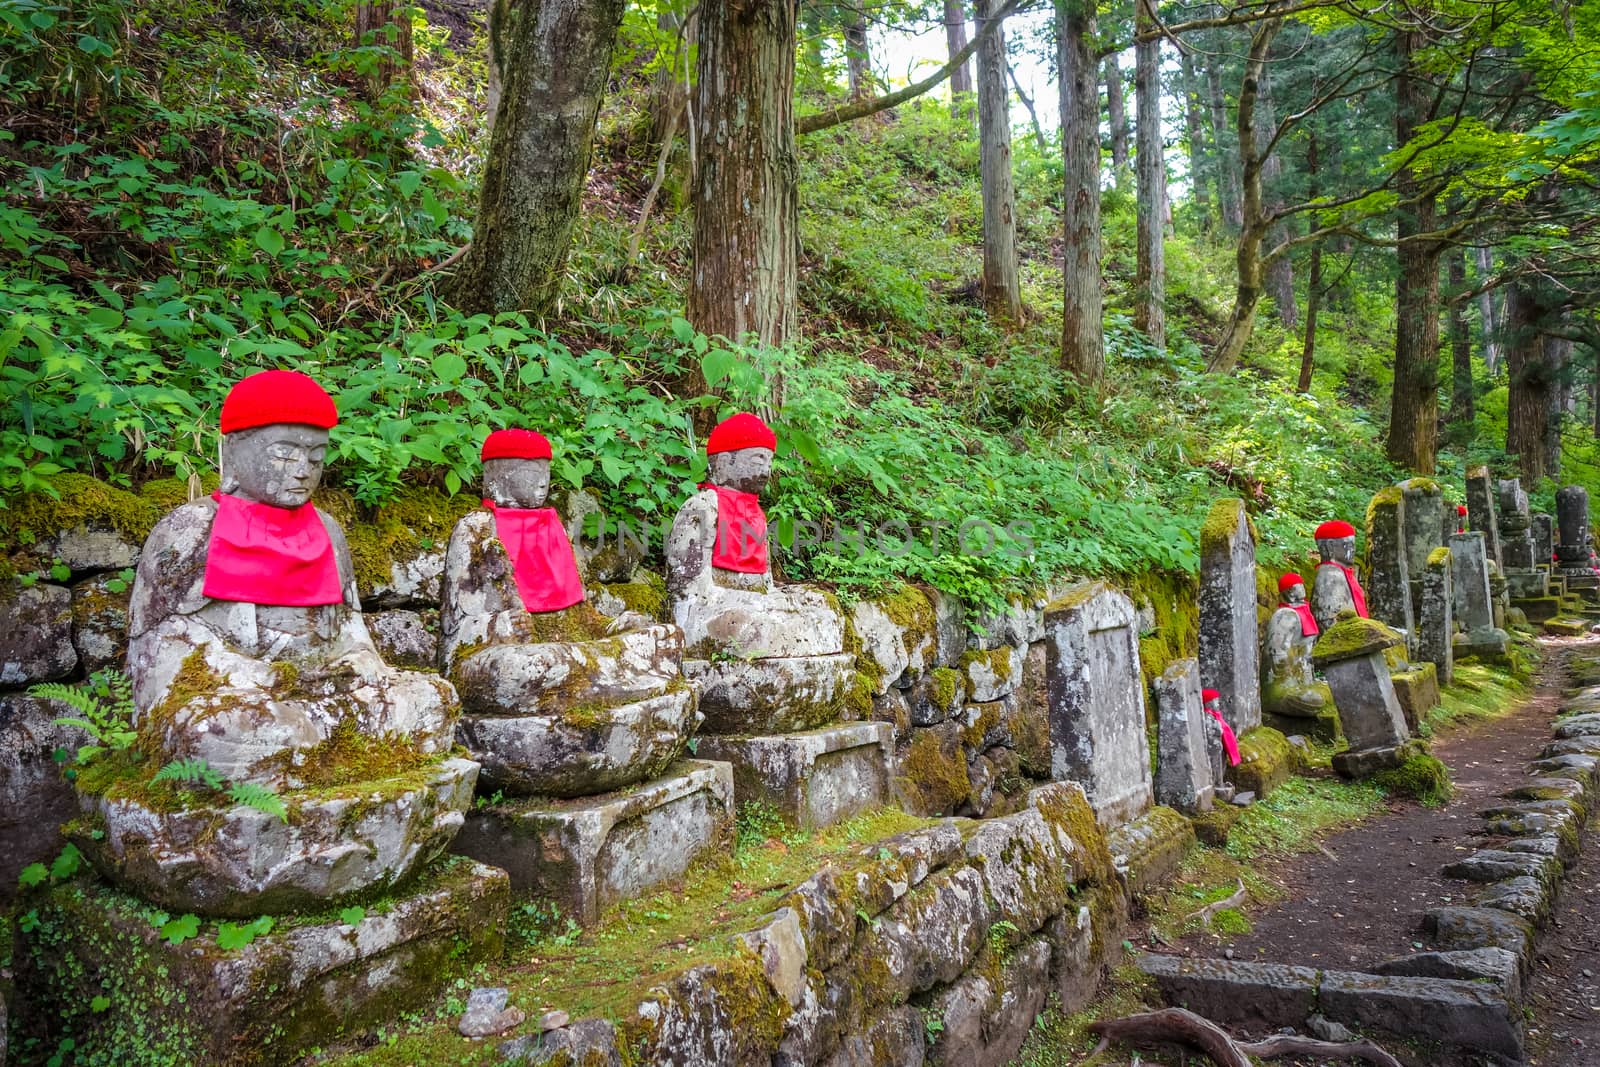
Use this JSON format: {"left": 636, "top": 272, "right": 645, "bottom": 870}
{"left": 1312, "top": 614, "right": 1404, "bottom": 666}
{"left": 1427, "top": 545, "right": 1451, "bottom": 568}
{"left": 602, "top": 572, "right": 667, "bottom": 620}
{"left": 1227, "top": 726, "right": 1295, "bottom": 798}
{"left": 292, "top": 717, "right": 436, "bottom": 790}
{"left": 895, "top": 727, "right": 971, "bottom": 816}
{"left": 1373, "top": 752, "right": 1453, "bottom": 806}
{"left": 1125, "top": 569, "right": 1199, "bottom": 694}
{"left": 323, "top": 486, "right": 477, "bottom": 595}
{"left": 1, "top": 473, "right": 160, "bottom": 550}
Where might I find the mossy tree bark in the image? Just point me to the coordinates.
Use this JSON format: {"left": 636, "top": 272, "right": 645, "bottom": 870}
{"left": 1506, "top": 281, "right": 1558, "bottom": 482}
{"left": 943, "top": 0, "right": 973, "bottom": 108}
{"left": 1133, "top": 0, "right": 1166, "bottom": 351}
{"left": 1105, "top": 54, "right": 1130, "bottom": 186}
{"left": 1446, "top": 245, "right": 1475, "bottom": 433}
{"left": 1057, "top": 0, "right": 1103, "bottom": 385}
{"left": 451, "top": 0, "right": 627, "bottom": 316}
{"left": 1295, "top": 132, "right": 1320, "bottom": 393}
{"left": 844, "top": 1, "right": 871, "bottom": 100}
{"left": 688, "top": 0, "right": 799, "bottom": 347}
{"left": 1385, "top": 24, "right": 1442, "bottom": 475}
{"left": 976, "top": 0, "right": 1021, "bottom": 325}
{"left": 1179, "top": 49, "right": 1210, "bottom": 225}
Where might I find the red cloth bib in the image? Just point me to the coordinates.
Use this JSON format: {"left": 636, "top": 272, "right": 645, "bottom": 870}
{"left": 202, "top": 492, "right": 343, "bottom": 606}
{"left": 485, "top": 502, "right": 586, "bottom": 614}
{"left": 1283, "top": 601, "right": 1320, "bottom": 638}
{"left": 702, "top": 484, "right": 769, "bottom": 574}
{"left": 1205, "top": 706, "right": 1242, "bottom": 766}
{"left": 1327, "top": 560, "right": 1369, "bottom": 617}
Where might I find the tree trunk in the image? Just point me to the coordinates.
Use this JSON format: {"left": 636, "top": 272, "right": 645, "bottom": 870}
{"left": 1105, "top": 54, "right": 1130, "bottom": 186}
{"left": 1180, "top": 49, "right": 1210, "bottom": 228}
{"left": 1446, "top": 245, "right": 1475, "bottom": 431}
{"left": 1058, "top": 0, "right": 1103, "bottom": 385}
{"left": 1295, "top": 132, "right": 1320, "bottom": 393}
{"left": 1474, "top": 244, "right": 1501, "bottom": 374}
{"left": 1008, "top": 61, "right": 1048, "bottom": 154}
{"left": 1546, "top": 329, "right": 1570, "bottom": 476}
{"left": 844, "top": 1, "right": 871, "bottom": 101}
{"left": 687, "top": 0, "right": 799, "bottom": 346}
{"left": 1206, "top": 48, "right": 1243, "bottom": 232}
{"left": 648, "top": 10, "right": 693, "bottom": 152}
{"left": 944, "top": 0, "right": 972, "bottom": 108}
{"left": 1255, "top": 66, "right": 1296, "bottom": 328}
{"left": 1506, "top": 282, "right": 1555, "bottom": 482}
{"left": 976, "top": 0, "right": 1020, "bottom": 324}
{"left": 355, "top": 2, "right": 414, "bottom": 98}
{"left": 452, "top": 0, "right": 626, "bottom": 317}
{"left": 1385, "top": 26, "right": 1442, "bottom": 474}
{"left": 1206, "top": 17, "right": 1280, "bottom": 373}
{"left": 1133, "top": 0, "right": 1165, "bottom": 350}
{"left": 487, "top": 0, "right": 512, "bottom": 128}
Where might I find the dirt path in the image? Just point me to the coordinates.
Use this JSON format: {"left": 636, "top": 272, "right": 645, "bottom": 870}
{"left": 1162, "top": 641, "right": 1587, "bottom": 972}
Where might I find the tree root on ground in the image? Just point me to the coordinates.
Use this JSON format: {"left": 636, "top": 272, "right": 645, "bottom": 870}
{"left": 1087, "top": 1007, "right": 1403, "bottom": 1067}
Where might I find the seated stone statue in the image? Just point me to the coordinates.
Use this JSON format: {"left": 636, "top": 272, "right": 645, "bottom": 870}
{"left": 104, "top": 370, "right": 474, "bottom": 915}
{"left": 440, "top": 429, "right": 696, "bottom": 797}
{"left": 666, "top": 413, "right": 854, "bottom": 733}
{"left": 1310, "top": 519, "right": 1370, "bottom": 634}
{"left": 1261, "top": 572, "right": 1333, "bottom": 717}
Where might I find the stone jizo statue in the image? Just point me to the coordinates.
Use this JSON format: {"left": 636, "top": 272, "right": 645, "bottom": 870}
{"left": 666, "top": 413, "right": 852, "bottom": 733}
{"left": 1311, "top": 519, "right": 1370, "bottom": 634}
{"left": 128, "top": 370, "right": 457, "bottom": 786}
{"left": 1261, "top": 572, "right": 1333, "bottom": 718}
{"left": 440, "top": 429, "right": 695, "bottom": 797}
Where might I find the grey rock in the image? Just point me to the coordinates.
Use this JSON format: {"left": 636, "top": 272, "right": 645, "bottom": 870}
{"left": 1043, "top": 582, "right": 1153, "bottom": 827}
{"left": 685, "top": 653, "right": 856, "bottom": 735}
{"left": 1137, "top": 955, "right": 1320, "bottom": 1033}
{"left": 364, "top": 544, "right": 445, "bottom": 609}
{"left": 908, "top": 670, "right": 962, "bottom": 726}
{"left": 1305, "top": 1013, "right": 1359, "bottom": 1043}
{"left": 34, "top": 522, "right": 141, "bottom": 574}
{"left": 1108, "top": 807, "right": 1195, "bottom": 897}
{"left": 0, "top": 693, "right": 80, "bottom": 896}
{"left": 1423, "top": 906, "right": 1534, "bottom": 960}
{"left": 926, "top": 937, "right": 1051, "bottom": 1067}
{"left": 963, "top": 808, "right": 1072, "bottom": 934}
{"left": 1466, "top": 467, "right": 1503, "bottom": 567}
{"left": 368, "top": 609, "right": 439, "bottom": 670}
{"left": 698, "top": 722, "right": 893, "bottom": 831}
{"left": 1198, "top": 499, "right": 1263, "bottom": 733}
{"left": 736, "top": 907, "right": 809, "bottom": 1007}
{"left": 1442, "top": 849, "right": 1560, "bottom": 886}
{"left": 960, "top": 644, "right": 1023, "bottom": 703}
{"left": 0, "top": 581, "right": 76, "bottom": 684}
{"left": 1450, "top": 531, "right": 1508, "bottom": 658}
{"left": 926, "top": 588, "right": 967, "bottom": 667}
{"left": 459, "top": 987, "right": 525, "bottom": 1038}
{"left": 1319, "top": 970, "right": 1522, "bottom": 1059}
{"left": 539, "top": 1011, "right": 569, "bottom": 1032}
{"left": 1231, "top": 791, "right": 1256, "bottom": 807}
{"left": 856, "top": 865, "right": 992, "bottom": 1000}
{"left": 1373, "top": 947, "right": 1522, "bottom": 999}
{"left": 499, "top": 1019, "right": 620, "bottom": 1066}
{"left": 1473, "top": 875, "right": 1552, "bottom": 925}
{"left": 70, "top": 573, "right": 132, "bottom": 675}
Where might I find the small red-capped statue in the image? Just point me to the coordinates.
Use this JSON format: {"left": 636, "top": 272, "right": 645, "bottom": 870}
{"left": 1310, "top": 519, "right": 1369, "bottom": 634}
{"left": 1201, "top": 688, "right": 1242, "bottom": 767}
{"left": 1261, "top": 572, "right": 1333, "bottom": 720}
{"left": 438, "top": 429, "right": 695, "bottom": 798}
{"left": 1456, "top": 503, "right": 1468, "bottom": 534}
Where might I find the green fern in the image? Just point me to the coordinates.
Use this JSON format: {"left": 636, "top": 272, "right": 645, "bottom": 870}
{"left": 153, "top": 758, "right": 288, "bottom": 823}
{"left": 29, "top": 669, "right": 137, "bottom": 764}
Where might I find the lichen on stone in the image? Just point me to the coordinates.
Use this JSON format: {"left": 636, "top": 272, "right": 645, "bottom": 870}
{"left": 1312, "top": 614, "right": 1404, "bottom": 666}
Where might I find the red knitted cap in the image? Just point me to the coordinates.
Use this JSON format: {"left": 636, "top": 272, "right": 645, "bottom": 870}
{"left": 482, "top": 429, "right": 552, "bottom": 461}
{"left": 219, "top": 370, "right": 337, "bottom": 434}
{"left": 1278, "top": 572, "right": 1305, "bottom": 593}
{"left": 707, "top": 412, "right": 776, "bottom": 455}
{"left": 1315, "top": 520, "right": 1356, "bottom": 540}
{"left": 1202, "top": 688, "right": 1220, "bottom": 702}
{"left": 1457, "top": 504, "right": 1468, "bottom": 515}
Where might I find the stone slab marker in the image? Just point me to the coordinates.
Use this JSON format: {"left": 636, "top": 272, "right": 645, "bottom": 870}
{"left": 1419, "top": 548, "right": 1454, "bottom": 686}
{"left": 1154, "top": 659, "right": 1213, "bottom": 814}
{"left": 1197, "top": 499, "right": 1261, "bottom": 735}
{"left": 1400, "top": 478, "right": 1444, "bottom": 622}
{"left": 1044, "top": 581, "right": 1153, "bottom": 828}
{"left": 1364, "top": 486, "right": 1414, "bottom": 639}
{"left": 1466, "top": 466, "right": 1502, "bottom": 568}
{"left": 1497, "top": 479, "right": 1537, "bottom": 571}
{"left": 1451, "top": 531, "right": 1509, "bottom": 659}
{"left": 1556, "top": 486, "right": 1594, "bottom": 583}
{"left": 1533, "top": 513, "right": 1554, "bottom": 565}
{"left": 1312, "top": 616, "right": 1413, "bottom": 778}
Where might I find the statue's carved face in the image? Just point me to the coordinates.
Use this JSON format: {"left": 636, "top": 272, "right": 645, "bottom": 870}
{"left": 1283, "top": 582, "right": 1308, "bottom": 605}
{"left": 1318, "top": 535, "right": 1356, "bottom": 566}
{"left": 222, "top": 424, "right": 329, "bottom": 507}
{"left": 484, "top": 457, "right": 552, "bottom": 509}
{"left": 708, "top": 447, "right": 774, "bottom": 495}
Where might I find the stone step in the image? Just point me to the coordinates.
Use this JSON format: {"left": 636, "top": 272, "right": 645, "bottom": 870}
{"left": 696, "top": 721, "right": 895, "bottom": 831}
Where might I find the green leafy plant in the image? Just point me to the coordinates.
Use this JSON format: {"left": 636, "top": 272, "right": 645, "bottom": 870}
{"left": 28, "top": 669, "right": 135, "bottom": 764}
{"left": 216, "top": 915, "right": 274, "bottom": 950}
{"left": 159, "top": 913, "right": 200, "bottom": 945}
{"left": 153, "top": 758, "right": 289, "bottom": 822}
{"left": 339, "top": 905, "right": 366, "bottom": 926}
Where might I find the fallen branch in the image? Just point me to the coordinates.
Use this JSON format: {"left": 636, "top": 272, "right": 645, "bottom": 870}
{"left": 1187, "top": 879, "right": 1247, "bottom": 928}
{"left": 1088, "top": 1007, "right": 1404, "bottom": 1067}
{"left": 1239, "top": 1033, "right": 1404, "bottom": 1067}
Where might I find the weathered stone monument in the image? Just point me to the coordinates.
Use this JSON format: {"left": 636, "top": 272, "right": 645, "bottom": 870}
{"left": 1451, "top": 530, "right": 1510, "bottom": 661}
{"left": 1198, "top": 499, "right": 1261, "bottom": 735}
{"left": 1364, "top": 486, "right": 1413, "bottom": 640}
{"left": 21, "top": 370, "right": 507, "bottom": 1058}
{"left": 1312, "top": 615, "right": 1415, "bottom": 778}
{"left": 1496, "top": 478, "right": 1547, "bottom": 602}
{"left": 1311, "top": 519, "right": 1369, "bottom": 634}
{"left": 1533, "top": 512, "right": 1555, "bottom": 566}
{"left": 1154, "top": 659, "right": 1213, "bottom": 813}
{"left": 666, "top": 413, "right": 891, "bottom": 828}
{"left": 1399, "top": 478, "right": 1445, "bottom": 628}
{"left": 1261, "top": 573, "right": 1335, "bottom": 737}
{"left": 1418, "top": 548, "right": 1454, "bottom": 687}
{"left": 1466, "top": 465, "right": 1503, "bottom": 568}
{"left": 1556, "top": 486, "right": 1597, "bottom": 596}
{"left": 440, "top": 428, "right": 734, "bottom": 920}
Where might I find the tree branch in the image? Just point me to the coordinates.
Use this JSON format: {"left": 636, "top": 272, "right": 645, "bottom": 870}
{"left": 796, "top": 0, "right": 1031, "bottom": 135}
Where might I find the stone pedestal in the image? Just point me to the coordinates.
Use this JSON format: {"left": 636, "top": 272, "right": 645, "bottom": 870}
{"left": 1450, "top": 531, "right": 1509, "bottom": 661}
{"left": 1466, "top": 466, "right": 1502, "bottom": 568}
{"left": 15, "top": 858, "right": 508, "bottom": 1067}
{"left": 1498, "top": 479, "right": 1538, "bottom": 571}
{"left": 1533, "top": 513, "right": 1555, "bottom": 564}
{"left": 682, "top": 653, "right": 856, "bottom": 734}
{"left": 1044, "top": 582, "right": 1153, "bottom": 829}
{"left": 1418, "top": 548, "right": 1454, "bottom": 686}
{"left": 1313, "top": 617, "right": 1413, "bottom": 778}
{"left": 696, "top": 722, "right": 894, "bottom": 830}
{"left": 1153, "top": 659, "right": 1213, "bottom": 814}
{"left": 1391, "top": 662, "right": 1440, "bottom": 733}
{"left": 452, "top": 760, "right": 735, "bottom": 924}
{"left": 1365, "top": 486, "right": 1414, "bottom": 641}
{"left": 1197, "top": 499, "right": 1262, "bottom": 734}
